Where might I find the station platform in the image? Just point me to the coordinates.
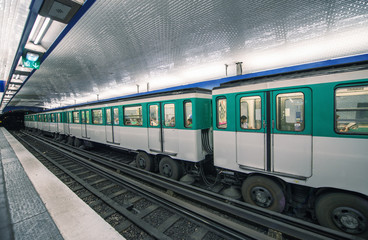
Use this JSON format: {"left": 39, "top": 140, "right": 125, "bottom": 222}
{"left": 0, "top": 127, "right": 124, "bottom": 240}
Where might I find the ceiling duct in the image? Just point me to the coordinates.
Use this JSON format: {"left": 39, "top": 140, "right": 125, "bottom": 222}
{"left": 39, "top": 0, "right": 84, "bottom": 24}
{"left": 236, "top": 62, "right": 243, "bottom": 76}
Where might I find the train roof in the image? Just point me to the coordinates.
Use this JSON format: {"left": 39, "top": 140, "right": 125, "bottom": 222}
{"left": 214, "top": 61, "right": 368, "bottom": 91}
{"left": 32, "top": 87, "right": 212, "bottom": 114}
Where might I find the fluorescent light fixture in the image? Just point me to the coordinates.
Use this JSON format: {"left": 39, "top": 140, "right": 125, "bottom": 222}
{"left": 34, "top": 17, "right": 52, "bottom": 45}
{"left": 28, "top": 15, "right": 42, "bottom": 41}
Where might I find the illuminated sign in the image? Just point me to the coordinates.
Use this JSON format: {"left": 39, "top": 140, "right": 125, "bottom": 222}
{"left": 22, "top": 52, "right": 40, "bottom": 69}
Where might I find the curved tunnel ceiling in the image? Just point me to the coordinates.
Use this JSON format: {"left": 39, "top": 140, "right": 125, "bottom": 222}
{"left": 6, "top": 0, "right": 368, "bottom": 109}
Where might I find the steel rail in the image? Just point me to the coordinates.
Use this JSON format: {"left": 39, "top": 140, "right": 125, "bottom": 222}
{"left": 19, "top": 132, "right": 268, "bottom": 240}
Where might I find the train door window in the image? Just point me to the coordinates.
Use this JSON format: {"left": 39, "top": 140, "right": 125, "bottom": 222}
{"left": 217, "top": 98, "right": 227, "bottom": 129}
{"left": 164, "top": 104, "right": 175, "bottom": 127}
{"left": 149, "top": 105, "right": 159, "bottom": 126}
{"left": 240, "top": 96, "right": 262, "bottom": 129}
{"left": 184, "top": 101, "right": 192, "bottom": 128}
{"left": 124, "top": 106, "right": 142, "bottom": 126}
{"left": 68, "top": 112, "right": 72, "bottom": 123}
{"left": 73, "top": 111, "right": 80, "bottom": 123}
{"left": 276, "top": 92, "right": 304, "bottom": 131}
{"left": 92, "top": 109, "right": 103, "bottom": 124}
{"left": 57, "top": 113, "right": 61, "bottom": 123}
{"left": 81, "top": 111, "right": 86, "bottom": 124}
{"left": 51, "top": 114, "right": 55, "bottom": 122}
{"left": 106, "top": 108, "right": 112, "bottom": 125}
{"left": 335, "top": 85, "right": 368, "bottom": 134}
{"left": 113, "top": 108, "right": 119, "bottom": 125}
{"left": 86, "top": 111, "right": 90, "bottom": 124}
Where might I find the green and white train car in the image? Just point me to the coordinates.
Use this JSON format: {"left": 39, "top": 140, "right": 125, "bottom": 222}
{"left": 25, "top": 65, "right": 368, "bottom": 236}
{"left": 212, "top": 66, "right": 368, "bottom": 236}
{"left": 26, "top": 88, "right": 212, "bottom": 179}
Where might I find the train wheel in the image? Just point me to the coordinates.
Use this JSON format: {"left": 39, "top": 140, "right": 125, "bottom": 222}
{"left": 159, "top": 157, "right": 182, "bottom": 180}
{"left": 135, "top": 152, "right": 154, "bottom": 171}
{"left": 241, "top": 175, "right": 285, "bottom": 212}
{"left": 315, "top": 192, "right": 368, "bottom": 238}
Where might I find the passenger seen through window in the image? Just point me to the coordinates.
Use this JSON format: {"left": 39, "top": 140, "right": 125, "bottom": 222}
{"left": 184, "top": 101, "right": 192, "bottom": 128}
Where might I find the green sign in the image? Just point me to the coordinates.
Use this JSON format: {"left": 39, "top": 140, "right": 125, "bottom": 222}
{"left": 22, "top": 55, "right": 40, "bottom": 69}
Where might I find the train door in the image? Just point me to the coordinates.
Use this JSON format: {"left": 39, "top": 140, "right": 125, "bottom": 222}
{"left": 56, "top": 113, "right": 60, "bottom": 133}
{"left": 105, "top": 107, "right": 120, "bottom": 144}
{"left": 47, "top": 114, "right": 51, "bottom": 132}
{"left": 236, "top": 88, "right": 312, "bottom": 178}
{"left": 66, "top": 112, "right": 72, "bottom": 135}
{"left": 271, "top": 88, "right": 312, "bottom": 178}
{"left": 162, "top": 102, "right": 178, "bottom": 154}
{"left": 148, "top": 102, "right": 178, "bottom": 154}
{"left": 81, "top": 110, "right": 89, "bottom": 138}
{"left": 53, "top": 114, "right": 58, "bottom": 133}
{"left": 148, "top": 103, "right": 162, "bottom": 152}
{"left": 236, "top": 93, "right": 266, "bottom": 169}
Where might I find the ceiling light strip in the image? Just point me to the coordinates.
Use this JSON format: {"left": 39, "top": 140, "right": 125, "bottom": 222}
{"left": 33, "top": 17, "right": 52, "bottom": 45}
{"left": 39, "top": 0, "right": 96, "bottom": 64}
{"left": 1, "top": 0, "right": 97, "bottom": 113}
{"left": 28, "top": 15, "right": 42, "bottom": 41}
{"left": 0, "top": 0, "right": 44, "bottom": 110}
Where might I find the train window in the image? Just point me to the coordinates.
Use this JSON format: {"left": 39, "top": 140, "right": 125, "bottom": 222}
{"left": 106, "top": 109, "right": 112, "bottom": 125}
{"left": 184, "top": 101, "right": 192, "bottom": 128}
{"left": 51, "top": 114, "right": 55, "bottom": 122}
{"left": 113, "top": 108, "right": 119, "bottom": 125}
{"left": 164, "top": 104, "right": 175, "bottom": 127}
{"left": 73, "top": 111, "right": 80, "bottom": 123}
{"left": 57, "top": 113, "right": 61, "bottom": 123}
{"left": 124, "top": 106, "right": 142, "bottom": 126}
{"left": 276, "top": 92, "right": 304, "bottom": 131}
{"left": 92, "top": 109, "right": 103, "bottom": 124}
{"left": 217, "top": 98, "right": 227, "bottom": 129}
{"left": 240, "top": 96, "right": 262, "bottom": 129}
{"left": 335, "top": 85, "right": 368, "bottom": 134}
{"left": 149, "top": 105, "right": 159, "bottom": 126}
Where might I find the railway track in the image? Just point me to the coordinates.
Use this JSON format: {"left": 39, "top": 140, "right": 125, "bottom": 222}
{"left": 13, "top": 130, "right": 362, "bottom": 240}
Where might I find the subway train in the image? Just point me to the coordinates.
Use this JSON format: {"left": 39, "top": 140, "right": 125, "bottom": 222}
{"left": 24, "top": 64, "right": 368, "bottom": 237}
